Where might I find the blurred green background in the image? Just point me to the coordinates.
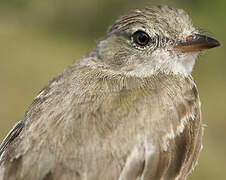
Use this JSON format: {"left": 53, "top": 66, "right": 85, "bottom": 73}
{"left": 0, "top": 0, "right": 225, "bottom": 179}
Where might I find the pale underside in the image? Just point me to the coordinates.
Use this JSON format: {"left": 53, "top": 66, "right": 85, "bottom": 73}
{"left": 0, "top": 57, "right": 202, "bottom": 180}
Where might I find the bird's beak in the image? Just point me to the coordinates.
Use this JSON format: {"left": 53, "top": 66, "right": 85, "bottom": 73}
{"left": 174, "top": 34, "right": 221, "bottom": 53}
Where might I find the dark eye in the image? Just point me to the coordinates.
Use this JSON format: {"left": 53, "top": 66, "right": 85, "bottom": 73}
{"left": 132, "top": 31, "right": 150, "bottom": 47}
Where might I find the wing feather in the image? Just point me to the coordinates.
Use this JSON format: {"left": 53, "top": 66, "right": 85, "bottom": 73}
{"left": 0, "top": 68, "right": 202, "bottom": 180}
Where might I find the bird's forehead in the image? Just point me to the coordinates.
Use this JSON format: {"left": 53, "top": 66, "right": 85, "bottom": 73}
{"left": 108, "top": 5, "right": 197, "bottom": 39}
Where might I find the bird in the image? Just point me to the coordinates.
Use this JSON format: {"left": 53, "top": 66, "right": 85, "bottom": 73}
{"left": 0, "top": 5, "right": 220, "bottom": 180}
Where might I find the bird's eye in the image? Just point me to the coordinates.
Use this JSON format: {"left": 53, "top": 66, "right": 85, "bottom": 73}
{"left": 132, "top": 31, "right": 150, "bottom": 47}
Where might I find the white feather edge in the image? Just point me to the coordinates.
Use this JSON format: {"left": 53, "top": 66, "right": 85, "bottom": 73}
{"left": 162, "top": 112, "right": 196, "bottom": 152}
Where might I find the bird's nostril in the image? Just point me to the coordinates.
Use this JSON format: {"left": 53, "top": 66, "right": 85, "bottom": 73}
{"left": 186, "top": 35, "right": 194, "bottom": 41}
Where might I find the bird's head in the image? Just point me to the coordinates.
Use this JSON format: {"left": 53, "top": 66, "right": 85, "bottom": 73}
{"left": 95, "top": 5, "right": 220, "bottom": 77}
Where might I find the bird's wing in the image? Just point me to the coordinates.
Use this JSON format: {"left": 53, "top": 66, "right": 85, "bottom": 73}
{"left": 0, "top": 68, "right": 202, "bottom": 180}
{"left": 137, "top": 105, "right": 202, "bottom": 180}
{"left": 0, "top": 120, "right": 24, "bottom": 159}
{"left": 115, "top": 75, "right": 203, "bottom": 180}
{"left": 121, "top": 76, "right": 203, "bottom": 180}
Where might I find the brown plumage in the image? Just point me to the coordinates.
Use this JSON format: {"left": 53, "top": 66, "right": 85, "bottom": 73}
{"left": 0, "top": 5, "right": 220, "bottom": 180}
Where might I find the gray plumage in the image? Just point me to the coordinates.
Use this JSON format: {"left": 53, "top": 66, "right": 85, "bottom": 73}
{"left": 0, "top": 5, "right": 220, "bottom": 180}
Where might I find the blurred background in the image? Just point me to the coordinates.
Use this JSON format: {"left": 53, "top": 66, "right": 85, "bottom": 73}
{"left": 0, "top": 0, "right": 225, "bottom": 179}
